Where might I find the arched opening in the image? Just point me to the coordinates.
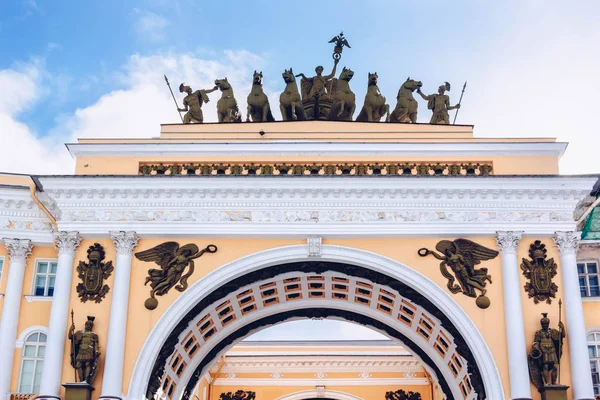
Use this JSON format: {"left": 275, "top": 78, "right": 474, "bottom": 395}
{"left": 129, "top": 245, "right": 503, "bottom": 400}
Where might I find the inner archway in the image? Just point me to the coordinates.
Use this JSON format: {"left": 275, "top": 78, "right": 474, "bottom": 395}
{"left": 128, "top": 245, "right": 504, "bottom": 400}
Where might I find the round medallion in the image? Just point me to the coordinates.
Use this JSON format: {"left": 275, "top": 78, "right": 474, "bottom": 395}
{"left": 475, "top": 295, "right": 490, "bottom": 309}
{"left": 145, "top": 297, "right": 159, "bottom": 310}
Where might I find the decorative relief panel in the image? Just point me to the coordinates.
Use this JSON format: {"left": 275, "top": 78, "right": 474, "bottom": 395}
{"left": 139, "top": 162, "right": 494, "bottom": 176}
{"left": 521, "top": 241, "right": 558, "bottom": 304}
{"left": 76, "top": 243, "right": 113, "bottom": 303}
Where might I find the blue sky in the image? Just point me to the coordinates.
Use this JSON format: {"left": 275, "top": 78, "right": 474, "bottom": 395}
{"left": 2, "top": 1, "right": 600, "bottom": 174}
{"left": 2, "top": 0, "right": 599, "bottom": 340}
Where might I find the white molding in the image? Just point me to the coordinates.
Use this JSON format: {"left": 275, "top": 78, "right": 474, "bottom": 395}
{"left": 212, "top": 377, "right": 430, "bottom": 386}
{"left": 127, "top": 244, "right": 505, "bottom": 400}
{"left": 37, "top": 175, "right": 595, "bottom": 237}
{"left": 582, "top": 297, "right": 600, "bottom": 303}
{"left": 15, "top": 325, "right": 48, "bottom": 348}
{"left": 24, "top": 295, "right": 52, "bottom": 303}
{"left": 0, "top": 187, "right": 54, "bottom": 244}
{"left": 276, "top": 389, "right": 364, "bottom": 400}
{"left": 66, "top": 141, "right": 568, "bottom": 158}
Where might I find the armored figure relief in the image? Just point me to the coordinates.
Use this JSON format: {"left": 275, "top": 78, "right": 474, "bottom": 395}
{"left": 76, "top": 243, "right": 113, "bottom": 303}
{"left": 418, "top": 239, "right": 499, "bottom": 308}
{"left": 389, "top": 78, "right": 423, "bottom": 123}
{"left": 386, "top": 389, "right": 422, "bottom": 400}
{"left": 279, "top": 68, "right": 306, "bottom": 121}
{"left": 178, "top": 83, "right": 218, "bottom": 124}
{"left": 69, "top": 315, "right": 100, "bottom": 384}
{"left": 528, "top": 313, "right": 565, "bottom": 388}
{"left": 417, "top": 82, "right": 460, "bottom": 124}
{"left": 219, "top": 391, "right": 256, "bottom": 400}
{"left": 328, "top": 67, "right": 356, "bottom": 121}
{"left": 215, "top": 78, "right": 242, "bottom": 123}
{"left": 356, "top": 72, "right": 390, "bottom": 122}
{"left": 246, "top": 70, "right": 275, "bottom": 122}
{"left": 135, "top": 242, "right": 218, "bottom": 310}
{"left": 521, "top": 240, "right": 559, "bottom": 304}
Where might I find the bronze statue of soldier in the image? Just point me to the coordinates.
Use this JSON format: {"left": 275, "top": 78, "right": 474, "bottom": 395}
{"left": 69, "top": 315, "right": 100, "bottom": 384}
{"left": 417, "top": 82, "right": 460, "bottom": 124}
{"left": 529, "top": 312, "right": 566, "bottom": 388}
{"left": 178, "top": 83, "right": 218, "bottom": 123}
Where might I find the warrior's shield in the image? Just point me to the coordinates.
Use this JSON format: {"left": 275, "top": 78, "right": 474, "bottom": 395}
{"left": 84, "top": 264, "right": 102, "bottom": 294}
{"left": 532, "top": 264, "right": 552, "bottom": 294}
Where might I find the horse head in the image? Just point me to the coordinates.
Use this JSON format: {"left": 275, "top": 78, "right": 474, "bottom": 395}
{"left": 402, "top": 77, "right": 423, "bottom": 92}
{"left": 215, "top": 78, "right": 231, "bottom": 91}
{"left": 368, "top": 72, "right": 379, "bottom": 86}
{"left": 339, "top": 67, "right": 354, "bottom": 82}
{"left": 252, "top": 70, "right": 263, "bottom": 85}
{"left": 282, "top": 68, "right": 295, "bottom": 83}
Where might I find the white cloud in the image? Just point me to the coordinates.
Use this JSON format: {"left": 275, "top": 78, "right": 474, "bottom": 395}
{"left": 133, "top": 9, "right": 170, "bottom": 43}
{"left": 0, "top": 59, "right": 72, "bottom": 174}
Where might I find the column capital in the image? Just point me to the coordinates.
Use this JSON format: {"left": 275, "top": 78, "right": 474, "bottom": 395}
{"left": 53, "top": 231, "right": 82, "bottom": 255}
{"left": 110, "top": 231, "right": 139, "bottom": 255}
{"left": 553, "top": 231, "right": 581, "bottom": 255}
{"left": 495, "top": 231, "right": 523, "bottom": 254}
{"left": 3, "top": 238, "right": 33, "bottom": 262}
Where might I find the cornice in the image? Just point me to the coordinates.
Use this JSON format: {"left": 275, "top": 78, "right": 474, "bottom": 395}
{"left": 36, "top": 175, "right": 594, "bottom": 237}
{"left": 211, "top": 377, "right": 430, "bottom": 386}
{"left": 215, "top": 358, "right": 424, "bottom": 373}
{"left": 0, "top": 187, "right": 54, "bottom": 244}
{"left": 66, "top": 141, "right": 568, "bottom": 158}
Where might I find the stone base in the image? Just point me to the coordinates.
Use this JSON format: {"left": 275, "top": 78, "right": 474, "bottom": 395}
{"left": 539, "top": 384, "right": 569, "bottom": 400}
{"left": 62, "top": 382, "right": 95, "bottom": 400}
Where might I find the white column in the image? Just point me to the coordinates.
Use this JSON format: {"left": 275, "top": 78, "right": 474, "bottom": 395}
{"left": 496, "top": 231, "right": 532, "bottom": 400}
{"left": 0, "top": 239, "right": 32, "bottom": 398}
{"left": 38, "top": 232, "right": 81, "bottom": 399}
{"left": 100, "top": 231, "right": 139, "bottom": 400}
{"left": 554, "top": 231, "right": 595, "bottom": 400}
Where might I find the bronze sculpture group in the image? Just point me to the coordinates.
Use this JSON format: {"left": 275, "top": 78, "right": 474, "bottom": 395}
{"left": 167, "top": 32, "right": 463, "bottom": 125}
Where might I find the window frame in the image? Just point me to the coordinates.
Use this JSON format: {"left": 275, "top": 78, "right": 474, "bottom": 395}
{"left": 30, "top": 258, "right": 58, "bottom": 297}
{"left": 577, "top": 259, "right": 600, "bottom": 298}
{"left": 17, "top": 331, "right": 47, "bottom": 394}
{"left": 589, "top": 331, "right": 600, "bottom": 397}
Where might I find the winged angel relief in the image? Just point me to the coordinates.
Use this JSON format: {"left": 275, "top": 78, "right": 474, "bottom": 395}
{"left": 135, "top": 242, "right": 217, "bottom": 310}
{"left": 418, "top": 239, "right": 499, "bottom": 309}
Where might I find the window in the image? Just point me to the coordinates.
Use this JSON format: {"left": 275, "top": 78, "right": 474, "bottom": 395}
{"left": 32, "top": 260, "right": 57, "bottom": 297}
{"left": 578, "top": 261, "right": 599, "bottom": 297}
{"left": 18, "top": 332, "right": 46, "bottom": 393}
{"left": 590, "top": 332, "right": 600, "bottom": 397}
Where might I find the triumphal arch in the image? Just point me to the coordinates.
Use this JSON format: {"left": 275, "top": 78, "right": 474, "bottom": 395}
{"left": 0, "top": 34, "right": 598, "bottom": 400}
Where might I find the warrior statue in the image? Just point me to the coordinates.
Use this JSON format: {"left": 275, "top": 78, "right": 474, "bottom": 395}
{"left": 178, "top": 83, "right": 218, "bottom": 124}
{"left": 69, "top": 315, "right": 100, "bottom": 384}
{"left": 416, "top": 82, "right": 460, "bottom": 124}
{"left": 528, "top": 313, "right": 565, "bottom": 388}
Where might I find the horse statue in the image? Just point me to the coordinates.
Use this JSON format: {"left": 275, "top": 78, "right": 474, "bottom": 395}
{"left": 279, "top": 68, "right": 306, "bottom": 121}
{"left": 328, "top": 67, "right": 356, "bottom": 121}
{"left": 215, "top": 78, "right": 242, "bottom": 123}
{"left": 389, "top": 77, "right": 423, "bottom": 123}
{"left": 356, "top": 72, "right": 389, "bottom": 122}
{"left": 246, "top": 71, "right": 275, "bottom": 122}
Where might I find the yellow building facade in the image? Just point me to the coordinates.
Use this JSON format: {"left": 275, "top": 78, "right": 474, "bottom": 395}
{"left": 0, "top": 121, "right": 598, "bottom": 400}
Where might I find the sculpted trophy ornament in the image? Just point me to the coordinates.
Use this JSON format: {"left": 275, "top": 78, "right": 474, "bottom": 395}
{"left": 178, "top": 83, "right": 218, "bottom": 124}
{"left": 246, "top": 70, "right": 275, "bottom": 122}
{"left": 389, "top": 77, "right": 423, "bottom": 123}
{"left": 215, "top": 78, "right": 242, "bottom": 123}
{"left": 416, "top": 82, "right": 461, "bottom": 124}
{"left": 219, "top": 391, "right": 256, "bottom": 400}
{"left": 134, "top": 242, "right": 218, "bottom": 310}
{"left": 521, "top": 240, "right": 559, "bottom": 304}
{"left": 69, "top": 313, "right": 100, "bottom": 384}
{"left": 356, "top": 72, "right": 390, "bottom": 122}
{"left": 385, "top": 390, "right": 422, "bottom": 400}
{"left": 76, "top": 243, "right": 114, "bottom": 303}
{"left": 418, "top": 239, "right": 499, "bottom": 309}
{"left": 279, "top": 68, "right": 306, "bottom": 121}
{"left": 528, "top": 311, "right": 566, "bottom": 390}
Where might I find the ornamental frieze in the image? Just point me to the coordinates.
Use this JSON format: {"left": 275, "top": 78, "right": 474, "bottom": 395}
{"left": 521, "top": 240, "right": 558, "bottom": 304}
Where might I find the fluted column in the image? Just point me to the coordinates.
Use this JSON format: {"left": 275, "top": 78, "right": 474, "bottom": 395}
{"left": 0, "top": 239, "right": 33, "bottom": 398}
{"left": 100, "top": 231, "right": 139, "bottom": 400}
{"left": 496, "top": 231, "right": 532, "bottom": 400}
{"left": 38, "top": 232, "right": 81, "bottom": 399}
{"left": 554, "top": 231, "right": 595, "bottom": 400}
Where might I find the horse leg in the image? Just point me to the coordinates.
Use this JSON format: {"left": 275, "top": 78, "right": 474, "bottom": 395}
{"left": 384, "top": 105, "right": 390, "bottom": 122}
{"left": 280, "top": 104, "right": 288, "bottom": 121}
{"left": 337, "top": 100, "right": 345, "bottom": 117}
{"left": 291, "top": 102, "right": 298, "bottom": 120}
{"left": 217, "top": 111, "right": 224, "bottom": 123}
{"left": 410, "top": 111, "right": 417, "bottom": 123}
{"left": 263, "top": 103, "right": 270, "bottom": 122}
{"left": 348, "top": 103, "right": 356, "bottom": 121}
{"left": 366, "top": 106, "right": 373, "bottom": 122}
{"left": 246, "top": 105, "right": 252, "bottom": 122}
